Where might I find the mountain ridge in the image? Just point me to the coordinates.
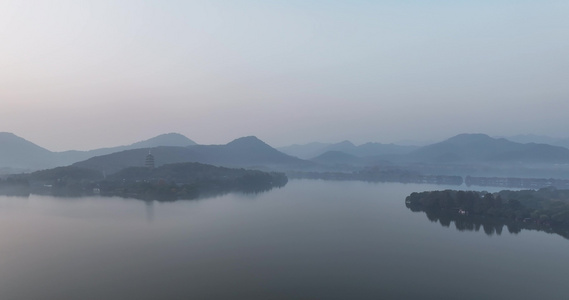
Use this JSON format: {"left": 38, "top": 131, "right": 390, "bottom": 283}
{"left": 278, "top": 140, "right": 417, "bottom": 159}
{"left": 0, "top": 132, "right": 197, "bottom": 173}
{"left": 73, "top": 136, "right": 316, "bottom": 174}
{"left": 3, "top": 132, "right": 569, "bottom": 176}
{"left": 407, "top": 133, "right": 569, "bottom": 163}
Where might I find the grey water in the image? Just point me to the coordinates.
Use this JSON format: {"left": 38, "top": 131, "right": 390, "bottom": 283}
{"left": 0, "top": 180, "right": 567, "bottom": 300}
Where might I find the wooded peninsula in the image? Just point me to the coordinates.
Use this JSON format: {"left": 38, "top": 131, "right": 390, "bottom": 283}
{"left": 406, "top": 188, "right": 569, "bottom": 239}
{"left": 0, "top": 163, "right": 288, "bottom": 201}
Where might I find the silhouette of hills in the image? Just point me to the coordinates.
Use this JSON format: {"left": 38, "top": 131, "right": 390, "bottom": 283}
{"left": 56, "top": 133, "right": 196, "bottom": 164}
{"left": 353, "top": 142, "right": 418, "bottom": 157}
{"left": 73, "top": 136, "right": 316, "bottom": 174}
{"left": 499, "top": 134, "right": 569, "bottom": 150}
{"left": 407, "top": 133, "right": 569, "bottom": 163}
{"left": 277, "top": 142, "right": 333, "bottom": 159}
{"left": 278, "top": 140, "right": 417, "bottom": 159}
{"left": 0, "top": 132, "right": 55, "bottom": 172}
{"left": 0, "top": 132, "right": 197, "bottom": 174}
{"left": 310, "top": 150, "right": 395, "bottom": 171}
{"left": 311, "top": 151, "right": 363, "bottom": 166}
{"left": 4, "top": 132, "right": 569, "bottom": 176}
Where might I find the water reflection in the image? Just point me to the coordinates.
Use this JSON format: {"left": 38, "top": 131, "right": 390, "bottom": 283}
{"left": 2, "top": 181, "right": 569, "bottom": 299}
{"left": 406, "top": 203, "right": 569, "bottom": 240}
{"left": 144, "top": 201, "right": 154, "bottom": 222}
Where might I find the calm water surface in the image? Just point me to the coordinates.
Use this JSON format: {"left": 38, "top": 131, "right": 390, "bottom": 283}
{"left": 0, "top": 180, "right": 567, "bottom": 300}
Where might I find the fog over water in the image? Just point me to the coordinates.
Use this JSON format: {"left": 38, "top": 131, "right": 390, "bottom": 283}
{"left": 1, "top": 1, "right": 568, "bottom": 150}
{"left": 2, "top": 2, "right": 569, "bottom": 299}
{"left": 1, "top": 180, "right": 568, "bottom": 300}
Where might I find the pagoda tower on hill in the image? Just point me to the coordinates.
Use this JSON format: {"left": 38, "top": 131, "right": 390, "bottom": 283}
{"left": 145, "top": 150, "right": 155, "bottom": 169}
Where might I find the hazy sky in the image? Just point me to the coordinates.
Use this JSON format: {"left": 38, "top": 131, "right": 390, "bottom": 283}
{"left": 1, "top": 0, "right": 568, "bottom": 151}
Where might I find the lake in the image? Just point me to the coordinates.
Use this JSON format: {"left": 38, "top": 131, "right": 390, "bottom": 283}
{"left": 0, "top": 180, "right": 568, "bottom": 300}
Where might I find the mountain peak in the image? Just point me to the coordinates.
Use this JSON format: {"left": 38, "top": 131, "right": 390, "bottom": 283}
{"left": 325, "top": 140, "right": 356, "bottom": 152}
{"left": 445, "top": 133, "right": 494, "bottom": 145}
{"left": 130, "top": 133, "right": 197, "bottom": 148}
{"left": 335, "top": 140, "right": 355, "bottom": 147}
{"left": 409, "top": 132, "right": 569, "bottom": 164}
{"left": 0, "top": 132, "right": 17, "bottom": 138}
{"left": 227, "top": 136, "right": 267, "bottom": 147}
{"left": 0, "top": 132, "right": 55, "bottom": 171}
{"left": 0, "top": 132, "right": 48, "bottom": 149}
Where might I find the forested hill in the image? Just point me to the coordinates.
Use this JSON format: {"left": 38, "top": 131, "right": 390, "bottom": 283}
{"left": 103, "top": 163, "right": 288, "bottom": 200}
{"left": 57, "top": 132, "right": 197, "bottom": 164}
{"left": 0, "top": 132, "right": 197, "bottom": 173}
{"left": 73, "top": 136, "right": 315, "bottom": 174}
{"left": 109, "top": 162, "right": 288, "bottom": 188}
{"left": 2, "top": 163, "right": 288, "bottom": 201}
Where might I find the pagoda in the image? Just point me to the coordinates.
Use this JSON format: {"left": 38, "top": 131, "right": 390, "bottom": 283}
{"left": 145, "top": 150, "right": 155, "bottom": 169}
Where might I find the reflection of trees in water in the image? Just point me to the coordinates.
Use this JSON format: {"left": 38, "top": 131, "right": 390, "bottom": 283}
{"left": 182, "top": 183, "right": 286, "bottom": 202}
{"left": 0, "top": 178, "right": 31, "bottom": 197}
{"left": 408, "top": 205, "right": 568, "bottom": 239}
{"left": 97, "top": 176, "right": 288, "bottom": 202}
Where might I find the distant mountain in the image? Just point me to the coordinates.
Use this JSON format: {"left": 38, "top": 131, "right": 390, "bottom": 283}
{"left": 0, "top": 132, "right": 198, "bottom": 174}
{"left": 131, "top": 133, "right": 196, "bottom": 148}
{"left": 73, "top": 136, "right": 316, "bottom": 174}
{"left": 7, "top": 131, "right": 569, "bottom": 176}
{"left": 392, "top": 138, "right": 433, "bottom": 147}
{"left": 407, "top": 133, "right": 569, "bottom": 164}
{"left": 499, "top": 134, "right": 569, "bottom": 150}
{"left": 324, "top": 140, "right": 357, "bottom": 153}
{"left": 193, "top": 136, "right": 312, "bottom": 167}
{"left": 55, "top": 133, "right": 197, "bottom": 164}
{"left": 311, "top": 150, "right": 395, "bottom": 170}
{"left": 278, "top": 140, "right": 417, "bottom": 159}
{"left": 277, "top": 142, "right": 333, "bottom": 159}
{"left": 351, "top": 142, "right": 418, "bottom": 158}
{"left": 311, "top": 151, "right": 363, "bottom": 166}
{"left": 0, "top": 132, "right": 56, "bottom": 172}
